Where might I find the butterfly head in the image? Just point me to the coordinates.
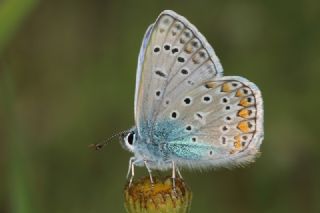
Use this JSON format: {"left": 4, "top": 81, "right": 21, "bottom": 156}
{"left": 120, "top": 128, "right": 138, "bottom": 152}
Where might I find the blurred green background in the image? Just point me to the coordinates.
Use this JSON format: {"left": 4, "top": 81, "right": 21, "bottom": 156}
{"left": 1, "top": 0, "right": 320, "bottom": 212}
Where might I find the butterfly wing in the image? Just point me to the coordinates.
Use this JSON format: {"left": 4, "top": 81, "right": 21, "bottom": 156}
{"left": 163, "top": 76, "right": 264, "bottom": 168}
{"left": 134, "top": 10, "right": 223, "bottom": 136}
{"left": 134, "top": 10, "right": 264, "bottom": 169}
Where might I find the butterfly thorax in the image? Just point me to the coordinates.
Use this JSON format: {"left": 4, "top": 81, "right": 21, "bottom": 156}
{"left": 131, "top": 121, "right": 180, "bottom": 167}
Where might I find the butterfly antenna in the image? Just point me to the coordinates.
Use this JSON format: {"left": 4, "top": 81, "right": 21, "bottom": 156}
{"left": 88, "top": 130, "right": 129, "bottom": 151}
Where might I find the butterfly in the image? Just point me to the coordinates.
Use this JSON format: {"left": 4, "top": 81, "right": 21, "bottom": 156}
{"left": 93, "top": 10, "right": 264, "bottom": 186}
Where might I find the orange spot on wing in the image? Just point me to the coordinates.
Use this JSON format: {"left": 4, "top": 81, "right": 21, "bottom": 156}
{"left": 239, "top": 98, "right": 251, "bottom": 107}
{"left": 222, "top": 83, "right": 231, "bottom": 92}
{"left": 236, "top": 89, "right": 244, "bottom": 97}
{"left": 237, "top": 121, "right": 251, "bottom": 133}
{"left": 205, "top": 82, "right": 216, "bottom": 88}
{"left": 184, "top": 45, "right": 193, "bottom": 53}
{"left": 238, "top": 109, "right": 251, "bottom": 118}
{"left": 192, "top": 55, "right": 200, "bottom": 64}
{"left": 234, "top": 135, "right": 242, "bottom": 149}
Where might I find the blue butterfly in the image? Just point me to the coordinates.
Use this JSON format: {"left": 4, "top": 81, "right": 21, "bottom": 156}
{"left": 95, "top": 10, "right": 264, "bottom": 186}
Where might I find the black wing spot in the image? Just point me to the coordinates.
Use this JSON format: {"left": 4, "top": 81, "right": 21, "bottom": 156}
{"left": 203, "top": 95, "right": 211, "bottom": 102}
{"left": 181, "top": 69, "right": 189, "bottom": 75}
{"left": 192, "top": 40, "right": 199, "bottom": 48}
{"left": 221, "top": 137, "right": 226, "bottom": 144}
{"left": 155, "top": 90, "right": 161, "bottom": 97}
{"left": 177, "top": 57, "right": 185, "bottom": 63}
{"left": 184, "top": 97, "right": 191, "bottom": 105}
{"left": 196, "top": 113, "right": 203, "bottom": 119}
{"left": 186, "top": 125, "right": 192, "bottom": 131}
{"left": 172, "top": 48, "right": 179, "bottom": 54}
{"left": 153, "top": 47, "right": 160, "bottom": 53}
{"left": 222, "top": 126, "right": 228, "bottom": 131}
{"left": 175, "top": 23, "right": 182, "bottom": 30}
{"left": 171, "top": 111, "right": 178, "bottom": 119}
{"left": 155, "top": 70, "right": 167, "bottom": 78}
{"left": 199, "top": 51, "right": 206, "bottom": 58}
{"left": 180, "top": 38, "right": 186, "bottom": 44}
{"left": 187, "top": 80, "right": 194, "bottom": 85}
{"left": 184, "top": 31, "right": 191, "bottom": 38}
{"left": 164, "top": 44, "right": 170, "bottom": 51}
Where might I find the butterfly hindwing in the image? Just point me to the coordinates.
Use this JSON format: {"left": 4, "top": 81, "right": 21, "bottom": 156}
{"left": 164, "top": 76, "right": 264, "bottom": 168}
{"left": 134, "top": 10, "right": 223, "bottom": 135}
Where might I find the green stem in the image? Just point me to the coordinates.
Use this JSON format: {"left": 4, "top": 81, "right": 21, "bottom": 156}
{"left": 1, "top": 65, "right": 35, "bottom": 213}
{"left": 0, "top": 0, "right": 39, "bottom": 53}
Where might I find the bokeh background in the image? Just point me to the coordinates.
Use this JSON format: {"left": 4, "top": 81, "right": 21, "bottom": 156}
{"left": 1, "top": 0, "right": 320, "bottom": 212}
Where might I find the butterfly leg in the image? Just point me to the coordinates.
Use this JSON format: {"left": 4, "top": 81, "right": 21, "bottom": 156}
{"left": 127, "top": 157, "right": 135, "bottom": 179}
{"left": 144, "top": 160, "right": 154, "bottom": 187}
{"left": 128, "top": 160, "right": 135, "bottom": 187}
{"left": 172, "top": 160, "right": 177, "bottom": 193}
{"left": 176, "top": 166, "right": 183, "bottom": 179}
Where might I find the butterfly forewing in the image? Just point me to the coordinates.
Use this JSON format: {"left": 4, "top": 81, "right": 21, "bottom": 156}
{"left": 135, "top": 10, "right": 223, "bottom": 135}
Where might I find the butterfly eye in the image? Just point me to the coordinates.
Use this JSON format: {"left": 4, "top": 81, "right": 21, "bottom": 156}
{"left": 125, "top": 132, "right": 136, "bottom": 146}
